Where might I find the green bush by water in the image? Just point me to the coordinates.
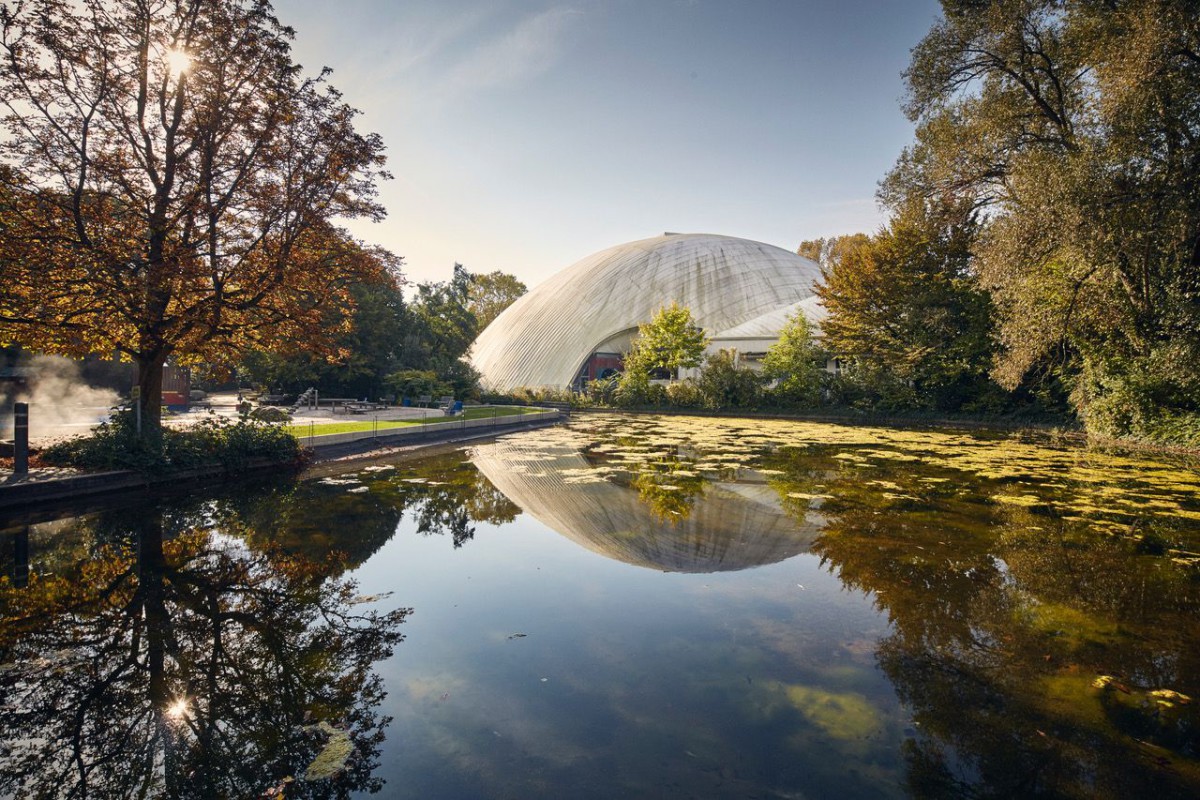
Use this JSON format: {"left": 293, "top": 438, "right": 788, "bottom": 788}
{"left": 42, "top": 412, "right": 305, "bottom": 474}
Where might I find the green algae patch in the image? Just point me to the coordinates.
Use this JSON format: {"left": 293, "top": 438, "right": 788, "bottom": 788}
{"left": 992, "top": 493, "right": 1049, "bottom": 509}
{"left": 303, "top": 721, "right": 354, "bottom": 780}
{"left": 1023, "top": 602, "right": 1126, "bottom": 651}
{"left": 780, "top": 683, "right": 883, "bottom": 740}
{"left": 1038, "top": 672, "right": 1110, "bottom": 727}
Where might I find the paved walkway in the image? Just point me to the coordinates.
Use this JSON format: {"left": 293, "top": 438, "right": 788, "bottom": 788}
{"left": 174, "top": 393, "right": 445, "bottom": 429}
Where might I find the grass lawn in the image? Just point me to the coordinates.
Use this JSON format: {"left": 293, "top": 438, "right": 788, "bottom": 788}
{"left": 288, "top": 405, "right": 549, "bottom": 438}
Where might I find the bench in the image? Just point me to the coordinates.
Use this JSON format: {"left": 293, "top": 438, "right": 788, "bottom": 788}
{"left": 441, "top": 400, "right": 463, "bottom": 416}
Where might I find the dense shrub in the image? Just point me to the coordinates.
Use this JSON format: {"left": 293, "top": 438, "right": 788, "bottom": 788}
{"left": 821, "top": 364, "right": 922, "bottom": 412}
{"left": 586, "top": 375, "right": 621, "bottom": 406}
{"left": 440, "top": 359, "right": 484, "bottom": 400}
{"left": 477, "top": 385, "right": 581, "bottom": 408}
{"left": 615, "top": 370, "right": 666, "bottom": 408}
{"left": 249, "top": 406, "right": 292, "bottom": 423}
{"left": 383, "top": 369, "right": 452, "bottom": 402}
{"left": 42, "top": 412, "right": 304, "bottom": 474}
{"left": 1075, "top": 346, "right": 1200, "bottom": 446}
{"left": 696, "top": 351, "right": 762, "bottom": 410}
{"left": 664, "top": 378, "right": 703, "bottom": 408}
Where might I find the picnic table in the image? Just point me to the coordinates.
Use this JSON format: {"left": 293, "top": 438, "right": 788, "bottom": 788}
{"left": 344, "top": 402, "right": 387, "bottom": 414}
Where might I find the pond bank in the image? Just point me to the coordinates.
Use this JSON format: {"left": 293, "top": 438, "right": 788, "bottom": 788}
{"left": 0, "top": 409, "right": 562, "bottom": 514}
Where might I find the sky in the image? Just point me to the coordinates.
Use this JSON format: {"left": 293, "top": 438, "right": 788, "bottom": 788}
{"left": 272, "top": 0, "right": 943, "bottom": 289}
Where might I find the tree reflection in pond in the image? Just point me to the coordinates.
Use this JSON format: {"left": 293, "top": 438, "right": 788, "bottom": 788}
{"left": 0, "top": 500, "right": 409, "bottom": 799}
{"left": 784, "top": 459, "right": 1200, "bottom": 797}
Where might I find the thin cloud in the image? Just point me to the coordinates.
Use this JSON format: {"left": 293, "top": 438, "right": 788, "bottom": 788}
{"left": 390, "top": 6, "right": 496, "bottom": 76}
{"left": 436, "top": 7, "right": 583, "bottom": 102}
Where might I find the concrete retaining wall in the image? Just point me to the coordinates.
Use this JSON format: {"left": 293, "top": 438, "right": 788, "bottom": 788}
{"left": 295, "top": 408, "right": 559, "bottom": 449}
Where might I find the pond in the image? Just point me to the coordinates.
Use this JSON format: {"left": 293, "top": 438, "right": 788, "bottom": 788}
{"left": 2, "top": 413, "right": 1199, "bottom": 799}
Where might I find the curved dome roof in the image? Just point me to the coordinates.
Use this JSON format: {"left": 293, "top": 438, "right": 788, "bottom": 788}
{"left": 471, "top": 233, "right": 821, "bottom": 391}
{"left": 709, "top": 295, "right": 827, "bottom": 345}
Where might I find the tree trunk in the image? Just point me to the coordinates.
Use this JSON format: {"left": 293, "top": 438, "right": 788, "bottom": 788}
{"left": 135, "top": 355, "right": 164, "bottom": 438}
{"left": 136, "top": 512, "right": 183, "bottom": 787}
{"left": 137, "top": 515, "right": 168, "bottom": 709}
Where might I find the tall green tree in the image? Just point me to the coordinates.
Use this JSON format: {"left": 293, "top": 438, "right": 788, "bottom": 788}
{"left": 401, "top": 264, "right": 480, "bottom": 396}
{"left": 624, "top": 302, "right": 709, "bottom": 379}
{"left": 761, "top": 312, "right": 824, "bottom": 406}
{"left": 616, "top": 303, "right": 708, "bottom": 406}
{"left": 0, "top": 0, "right": 391, "bottom": 436}
{"left": 467, "top": 270, "right": 527, "bottom": 332}
{"left": 239, "top": 270, "right": 408, "bottom": 398}
{"left": 890, "top": 0, "right": 1200, "bottom": 438}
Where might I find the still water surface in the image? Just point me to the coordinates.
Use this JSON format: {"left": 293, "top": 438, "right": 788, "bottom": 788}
{"left": 2, "top": 414, "right": 1199, "bottom": 798}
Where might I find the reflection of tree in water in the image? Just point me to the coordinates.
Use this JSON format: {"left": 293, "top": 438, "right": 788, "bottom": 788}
{"left": 0, "top": 501, "right": 408, "bottom": 799}
{"left": 214, "top": 453, "right": 519, "bottom": 557}
{"left": 800, "top": 467, "right": 1200, "bottom": 799}
{"left": 384, "top": 452, "right": 521, "bottom": 548}
{"left": 213, "top": 477, "right": 404, "bottom": 568}
{"left": 628, "top": 456, "right": 707, "bottom": 522}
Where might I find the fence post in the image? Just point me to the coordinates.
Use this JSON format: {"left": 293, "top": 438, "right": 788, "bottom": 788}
{"left": 12, "top": 526, "right": 29, "bottom": 588}
{"left": 13, "top": 402, "right": 29, "bottom": 475}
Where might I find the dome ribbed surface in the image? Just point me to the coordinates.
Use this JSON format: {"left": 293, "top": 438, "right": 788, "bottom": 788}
{"left": 710, "top": 295, "right": 827, "bottom": 342}
{"left": 471, "top": 233, "right": 821, "bottom": 391}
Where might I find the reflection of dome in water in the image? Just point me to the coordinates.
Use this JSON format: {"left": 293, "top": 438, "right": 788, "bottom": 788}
{"left": 471, "top": 437, "right": 822, "bottom": 573}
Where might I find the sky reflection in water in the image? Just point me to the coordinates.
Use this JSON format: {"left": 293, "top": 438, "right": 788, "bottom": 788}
{"left": 2, "top": 414, "right": 1200, "bottom": 798}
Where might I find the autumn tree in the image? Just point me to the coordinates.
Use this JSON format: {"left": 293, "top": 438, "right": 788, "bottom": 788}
{"left": 797, "top": 234, "right": 870, "bottom": 274}
{"left": 889, "top": 0, "right": 1200, "bottom": 439}
{"left": 467, "top": 269, "right": 527, "bottom": 332}
{"left": 0, "top": 0, "right": 393, "bottom": 436}
{"left": 816, "top": 197, "right": 993, "bottom": 410}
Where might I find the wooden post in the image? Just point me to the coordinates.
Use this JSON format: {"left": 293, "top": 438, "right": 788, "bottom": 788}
{"left": 13, "top": 402, "right": 28, "bottom": 475}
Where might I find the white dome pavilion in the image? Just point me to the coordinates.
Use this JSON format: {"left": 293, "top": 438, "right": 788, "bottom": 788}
{"left": 471, "top": 233, "right": 822, "bottom": 391}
